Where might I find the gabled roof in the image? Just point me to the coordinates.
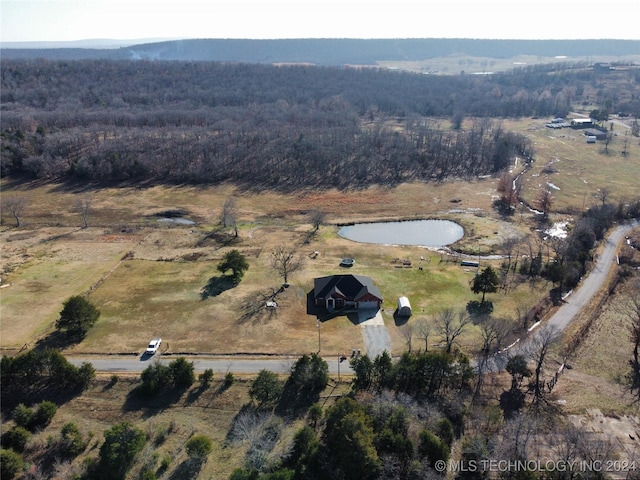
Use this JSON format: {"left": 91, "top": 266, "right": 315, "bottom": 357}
{"left": 314, "top": 274, "right": 383, "bottom": 301}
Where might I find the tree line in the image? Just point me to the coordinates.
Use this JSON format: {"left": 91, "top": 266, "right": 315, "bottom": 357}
{"left": 2, "top": 59, "right": 637, "bottom": 188}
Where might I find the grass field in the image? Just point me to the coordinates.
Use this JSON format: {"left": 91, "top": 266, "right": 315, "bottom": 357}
{"left": 1, "top": 114, "right": 638, "bottom": 361}
{"left": 378, "top": 54, "right": 640, "bottom": 75}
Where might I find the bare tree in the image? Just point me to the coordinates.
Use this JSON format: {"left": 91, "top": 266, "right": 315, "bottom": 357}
{"left": 270, "top": 245, "right": 304, "bottom": 285}
{"left": 479, "top": 316, "right": 512, "bottom": 354}
{"left": 535, "top": 187, "right": 554, "bottom": 218}
{"left": 222, "top": 198, "right": 238, "bottom": 237}
{"left": 435, "top": 308, "right": 472, "bottom": 353}
{"left": 73, "top": 195, "right": 93, "bottom": 228}
{"left": 399, "top": 323, "right": 414, "bottom": 352}
{"left": 603, "top": 131, "right": 614, "bottom": 153}
{"left": 500, "top": 236, "right": 521, "bottom": 275}
{"left": 3, "top": 195, "right": 28, "bottom": 227}
{"left": 308, "top": 208, "right": 326, "bottom": 232}
{"left": 496, "top": 172, "right": 520, "bottom": 211}
{"left": 415, "top": 318, "right": 432, "bottom": 352}
{"left": 524, "top": 324, "right": 561, "bottom": 408}
{"left": 622, "top": 136, "right": 629, "bottom": 157}
{"left": 495, "top": 412, "right": 541, "bottom": 462}
{"left": 594, "top": 187, "right": 611, "bottom": 207}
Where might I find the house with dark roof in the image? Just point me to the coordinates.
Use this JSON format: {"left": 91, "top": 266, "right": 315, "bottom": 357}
{"left": 313, "top": 274, "right": 383, "bottom": 312}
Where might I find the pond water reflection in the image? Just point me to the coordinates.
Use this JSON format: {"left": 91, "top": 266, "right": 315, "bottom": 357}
{"left": 338, "top": 219, "right": 463, "bottom": 247}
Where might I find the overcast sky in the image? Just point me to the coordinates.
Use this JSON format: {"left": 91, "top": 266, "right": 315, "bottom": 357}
{"left": 2, "top": 0, "right": 639, "bottom": 43}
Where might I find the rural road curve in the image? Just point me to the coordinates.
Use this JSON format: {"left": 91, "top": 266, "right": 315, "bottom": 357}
{"left": 68, "top": 220, "right": 637, "bottom": 376}
{"left": 545, "top": 219, "right": 638, "bottom": 332}
{"left": 485, "top": 218, "right": 639, "bottom": 371}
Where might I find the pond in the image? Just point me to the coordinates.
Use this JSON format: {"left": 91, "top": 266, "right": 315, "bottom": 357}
{"left": 157, "top": 217, "right": 196, "bottom": 225}
{"left": 338, "top": 219, "right": 464, "bottom": 247}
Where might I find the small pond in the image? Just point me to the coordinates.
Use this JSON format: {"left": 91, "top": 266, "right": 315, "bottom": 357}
{"left": 338, "top": 219, "right": 464, "bottom": 247}
{"left": 157, "top": 217, "right": 196, "bottom": 225}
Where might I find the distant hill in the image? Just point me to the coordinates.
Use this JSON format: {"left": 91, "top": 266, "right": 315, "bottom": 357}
{"left": 2, "top": 38, "right": 639, "bottom": 64}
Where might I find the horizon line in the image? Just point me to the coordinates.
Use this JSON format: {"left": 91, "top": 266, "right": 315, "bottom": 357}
{"left": 3, "top": 37, "right": 639, "bottom": 47}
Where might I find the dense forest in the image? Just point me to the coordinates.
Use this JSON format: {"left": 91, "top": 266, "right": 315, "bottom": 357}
{"left": 1, "top": 59, "right": 638, "bottom": 189}
{"left": 2, "top": 38, "right": 639, "bottom": 64}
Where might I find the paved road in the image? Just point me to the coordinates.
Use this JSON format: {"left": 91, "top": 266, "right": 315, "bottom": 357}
{"left": 546, "top": 219, "right": 638, "bottom": 332}
{"left": 484, "top": 219, "right": 639, "bottom": 371}
{"left": 68, "top": 354, "right": 354, "bottom": 375}
{"left": 68, "top": 220, "right": 638, "bottom": 375}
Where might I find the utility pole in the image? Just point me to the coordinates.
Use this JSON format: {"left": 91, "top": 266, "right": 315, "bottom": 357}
{"left": 338, "top": 356, "right": 341, "bottom": 383}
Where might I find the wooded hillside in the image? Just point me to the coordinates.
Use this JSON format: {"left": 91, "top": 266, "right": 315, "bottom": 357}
{"left": 1, "top": 59, "right": 638, "bottom": 189}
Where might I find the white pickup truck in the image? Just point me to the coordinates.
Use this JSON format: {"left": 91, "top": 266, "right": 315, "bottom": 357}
{"left": 145, "top": 338, "right": 162, "bottom": 355}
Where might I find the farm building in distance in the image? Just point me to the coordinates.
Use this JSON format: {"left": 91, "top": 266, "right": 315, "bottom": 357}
{"left": 583, "top": 128, "right": 608, "bottom": 140}
{"left": 570, "top": 118, "right": 595, "bottom": 128}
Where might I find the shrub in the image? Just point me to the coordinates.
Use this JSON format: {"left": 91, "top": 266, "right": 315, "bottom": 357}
{"left": 0, "top": 448, "right": 24, "bottom": 480}
{"left": 139, "top": 468, "right": 157, "bottom": 480}
{"left": 418, "top": 430, "right": 450, "bottom": 466}
{"left": 60, "top": 422, "right": 87, "bottom": 457}
{"left": 159, "top": 454, "right": 171, "bottom": 472}
{"left": 224, "top": 372, "right": 235, "bottom": 387}
{"left": 168, "top": 357, "right": 195, "bottom": 389}
{"left": 33, "top": 400, "right": 57, "bottom": 428}
{"left": 12, "top": 404, "right": 34, "bottom": 429}
{"left": 185, "top": 434, "right": 213, "bottom": 461}
{"left": 98, "top": 422, "right": 146, "bottom": 480}
{"left": 1, "top": 427, "right": 31, "bottom": 452}
{"left": 199, "top": 368, "right": 214, "bottom": 387}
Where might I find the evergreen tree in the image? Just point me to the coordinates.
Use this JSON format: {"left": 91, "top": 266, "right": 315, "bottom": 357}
{"left": 98, "top": 422, "right": 146, "bottom": 480}
{"left": 56, "top": 295, "right": 100, "bottom": 338}
{"left": 471, "top": 266, "right": 500, "bottom": 304}
{"left": 217, "top": 249, "right": 249, "bottom": 282}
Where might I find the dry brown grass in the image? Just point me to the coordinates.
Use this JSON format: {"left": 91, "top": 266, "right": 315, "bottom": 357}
{"left": 11, "top": 373, "right": 348, "bottom": 480}
{"left": 499, "top": 116, "right": 640, "bottom": 213}
{"left": 552, "top": 273, "right": 640, "bottom": 416}
{"left": 1, "top": 176, "right": 536, "bottom": 356}
{"left": 1, "top": 114, "right": 638, "bottom": 360}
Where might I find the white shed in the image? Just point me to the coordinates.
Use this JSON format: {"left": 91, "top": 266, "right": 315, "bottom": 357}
{"left": 397, "top": 296, "right": 412, "bottom": 317}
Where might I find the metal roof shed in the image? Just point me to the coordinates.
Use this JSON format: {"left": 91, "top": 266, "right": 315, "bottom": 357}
{"left": 397, "top": 296, "right": 412, "bottom": 317}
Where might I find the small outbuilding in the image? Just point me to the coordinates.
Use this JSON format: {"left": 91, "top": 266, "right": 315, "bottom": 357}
{"left": 397, "top": 296, "right": 412, "bottom": 317}
{"left": 583, "top": 128, "right": 607, "bottom": 140}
